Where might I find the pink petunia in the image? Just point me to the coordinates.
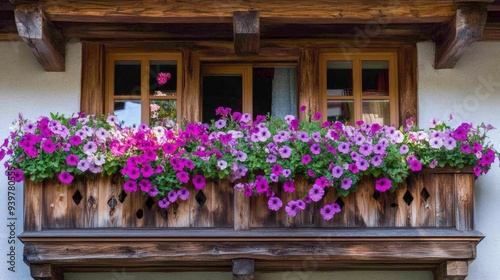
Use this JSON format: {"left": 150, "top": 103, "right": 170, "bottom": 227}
{"left": 375, "top": 178, "right": 392, "bottom": 192}
{"left": 66, "top": 154, "right": 79, "bottom": 166}
{"left": 58, "top": 171, "right": 73, "bottom": 184}
{"left": 283, "top": 180, "right": 295, "bottom": 192}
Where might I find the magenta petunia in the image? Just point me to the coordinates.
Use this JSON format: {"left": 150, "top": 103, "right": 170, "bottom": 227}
{"left": 58, "top": 171, "right": 73, "bottom": 184}
{"left": 473, "top": 166, "right": 482, "bottom": 176}
{"left": 192, "top": 174, "right": 206, "bottom": 190}
{"left": 309, "top": 184, "right": 325, "bottom": 202}
{"left": 409, "top": 159, "right": 422, "bottom": 172}
{"left": 69, "top": 135, "right": 82, "bottom": 146}
{"left": 140, "top": 164, "right": 154, "bottom": 178}
{"left": 66, "top": 154, "right": 79, "bottom": 166}
{"left": 320, "top": 204, "right": 335, "bottom": 220}
{"left": 177, "top": 187, "right": 190, "bottom": 201}
{"left": 302, "top": 154, "right": 312, "bottom": 165}
{"left": 167, "top": 190, "right": 179, "bottom": 202}
{"left": 139, "top": 179, "right": 152, "bottom": 192}
{"left": 158, "top": 198, "right": 170, "bottom": 209}
{"left": 452, "top": 126, "right": 467, "bottom": 141}
{"left": 176, "top": 171, "right": 189, "bottom": 183}
{"left": 285, "top": 200, "right": 299, "bottom": 217}
{"left": 310, "top": 144, "right": 321, "bottom": 155}
{"left": 348, "top": 163, "right": 359, "bottom": 174}
{"left": 375, "top": 178, "right": 392, "bottom": 192}
{"left": 124, "top": 180, "right": 137, "bottom": 192}
{"left": 271, "top": 164, "right": 283, "bottom": 176}
{"left": 267, "top": 197, "right": 283, "bottom": 211}
{"left": 283, "top": 180, "right": 295, "bottom": 192}
{"left": 157, "top": 72, "right": 171, "bottom": 85}
{"left": 299, "top": 105, "right": 307, "bottom": 112}
{"left": 313, "top": 112, "right": 322, "bottom": 121}
{"left": 255, "top": 177, "right": 269, "bottom": 194}
{"left": 42, "top": 139, "right": 56, "bottom": 154}
{"left": 12, "top": 169, "right": 24, "bottom": 182}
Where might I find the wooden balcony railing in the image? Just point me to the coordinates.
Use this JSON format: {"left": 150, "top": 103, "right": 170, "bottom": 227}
{"left": 19, "top": 168, "right": 483, "bottom": 280}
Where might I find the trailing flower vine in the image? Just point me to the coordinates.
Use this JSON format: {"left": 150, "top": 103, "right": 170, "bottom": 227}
{"left": 1, "top": 107, "right": 498, "bottom": 220}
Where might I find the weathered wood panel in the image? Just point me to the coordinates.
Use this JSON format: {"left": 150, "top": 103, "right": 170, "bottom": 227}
{"left": 398, "top": 44, "right": 418, "bottom": 125}
{"left": 24, "top": 180, "right": 42, "bottom": 231}
{"left": 298, "top": 48, "right": 319, "bottom": 120}
{"left": 455, "top": 173, "right": 475, "bottom": 231}
{"left": 80, "top": 42, "right": 104, "bottom": 115}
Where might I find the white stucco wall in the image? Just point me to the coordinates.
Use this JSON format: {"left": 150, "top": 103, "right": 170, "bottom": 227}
{"left": 1, "top": 39, "right": 498, "bottom": 280}
{"left": 0, "top": 41, "right": 82, "bottom": 279}
{"left": 418, "top": 41, "right": 500, "bottom": 280}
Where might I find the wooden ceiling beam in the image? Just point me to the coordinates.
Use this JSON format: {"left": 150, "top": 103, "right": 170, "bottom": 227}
{"left": 14, "top": 5, "right": 65, "bottom": 71}
{"left": 233, "top": 11, "right": 260, "bottom": 54}
{"left": 434, "top": 2, "right": 488, "bottom": 69}
{"left": 37, "top": 0, "right": 457, "bottom": 24}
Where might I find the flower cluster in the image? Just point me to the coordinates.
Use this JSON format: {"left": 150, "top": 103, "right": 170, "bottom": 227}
{"left": 1, "top": 109, "right": 497, "bottom": 221}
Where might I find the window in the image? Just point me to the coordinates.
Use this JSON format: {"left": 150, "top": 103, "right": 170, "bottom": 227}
{"left": 105, "top": 52, "right": 182, "bottom": 127}
{"left": 201, "top": 64, "right": 297, "bottom": 123}
{"left": 320, "top": 52, "right": 398, "bottom": 126}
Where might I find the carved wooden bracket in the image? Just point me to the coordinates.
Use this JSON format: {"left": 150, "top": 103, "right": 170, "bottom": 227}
{"left": 14, "top": 5, "right": 65, "bottom": 71}
{"left": 233, "top": 259, "right": 254, "bottom": 280}
{"left": 233, "top": 11, "right": 260, "bottom": 55}
{"left": 434, "top": 2, "right": 488, "bottom": 69}
{"left": 434, "top": 260, "right": 469, "bottom": 280}
{"left": 30, "top": 264, "right": 63, "bottom": 280}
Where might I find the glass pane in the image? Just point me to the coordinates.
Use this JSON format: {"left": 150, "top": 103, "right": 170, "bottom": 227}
{"left": 114, "top": 100, "right": 141, "bottom": 127}
{"left": 114, "top": 61, "right": 141, "bottom": 96}
{"left": 362, "top": 100, "right": 390, "bottom": 125}
{"left": 253, "top": 67, "right": 297, "bottom": 119}
{"left": 202, "top": 75, "right": 243, "bottom": 124}
{"left": 327, "top": 61, "right": 353, "bottom": 96}
{"left": 149, "top": 60, "right": 177, "bottom": 96}
{"left": 362, "top": 60, "right": 389, "bottom": 96}
{"left": 150, "top": 100, "right": 177, "bottom": 126}
{"left": 327, "top": 100, "right": 354, "bottom": 124}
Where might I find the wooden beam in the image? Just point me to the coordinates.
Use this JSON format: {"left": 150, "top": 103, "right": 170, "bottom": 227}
{"left": 233, "top": 259, "right": 254, "bottom": 280}
{"left": 30, "top": 264, "right": 63, "bottom": 280}
{"left": 233, "top": 11, "right": 260, "bottom": 55}
{"left": 398, "top": 44, "right": 418, "bottom": 125}
{"left": 434, "top": 2, "right": 488, "bottom": 69}
{"left": 39, "top": 0, "right": 457, "bottom": 24}
{"left": 298, "top": 48, "right": 320, "bottom": 120}
{"left": 14, "top": 5, "right": 65, "bottom": 71}
{"left": 434, "top": 261, "right": 469, "bottom": 280}
{"left": 181, "top": 49, "right": 201, "bottom": 123}
{"left": 81, "top": 42, "right": 104, "bottom": 115}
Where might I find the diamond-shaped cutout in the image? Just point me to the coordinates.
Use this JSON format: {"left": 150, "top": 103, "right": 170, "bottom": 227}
{"left": 136, "top": 209, "right": 143, "bottom": 219}
{"left": 391, "top": 203, "right": 398, "bottom": 208}
{"left": 335, "top": 197, "right": 345, "bottom": 209}
{"left": 145, "top": 197, "right": 155, "bottom": 210}
{"left": 403, "top": 190, "right": 414, "bottom": 206}
{"left": 118, "top": 190, "right": 127, "bottom": 203}
{"left": 107, "top": 197, "right": 117, "bottom": 210}
{"left": 72, "top": 190, "right": 83, "bottom": 205}
{"left": 195, "top": 190, "right": 207, "bottom": 208}
{"left": 372, "top": 190, "right": 381, "bottom": 200}
{"left": 420, "top": 187, "right": 430, "bottom": 202}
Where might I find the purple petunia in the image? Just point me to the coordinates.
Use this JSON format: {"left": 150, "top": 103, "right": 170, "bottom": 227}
{"left": 278, "top": 145, "right": 292, "bottom": 158}
{"left": 332, "top": 166, "right": 344, "bottom": 178}
{"left": 158, "top": 198, "right": 170, "bottom": 209}
{"left": 193, "top": 174, "right": 206, "bottom": 190}
{"left": 341, "top": 178, "right": 352, "bottom": 190}
{"left": 309, "top": 184, "right": 325, "bottom": 202}
{"left": 338, "top": 142, "right": 350, "bottom": 154}
{"left": 375, "top": 178, "right": 392, "bottom": 192}
{"left": 139, "top": 179, "right": 152, "bottom": 192}
{"left": 399, "top": 145, "right": 409, "bottom": 155}
{"left": 42, "top": 139, "right": 56, "bottom": 154}
{"left": 283, "top": 180, "right": 295, "bottom": 192}
{"left": 268, "top": 197, "right": 283, "bottom": 211}
{"left": 310, "top": 144, "right": 321, "bottom": 155}
{"left": 167, "top": 190, "right": 179, "bottom": 202}
{"left": 302, "top": 154, "right": 312, "bottom": 165}
{"left": 176, "top": 171, "right": 189, "bottom": 183}
{"left": 66, "top": 154, "right": 79, "bottom": 166}
{"left": 124, "top": 180, "right": 137, "bottom": 192}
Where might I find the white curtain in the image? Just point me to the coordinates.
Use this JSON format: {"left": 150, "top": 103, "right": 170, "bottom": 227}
{"left": 271, "top": 68, "right": 297, "bottom": 118}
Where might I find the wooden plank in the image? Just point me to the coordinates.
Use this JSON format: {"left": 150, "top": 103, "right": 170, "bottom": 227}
{"left": 415, "top": 173, "right": 436, "bottom": 226}
{"left": 39, "top": 0, "right": 457, "bottom": 24}
{"left": 434, "top": 2, "right": 488, "bottom": 69}
{"left": 181, "top": 49, "right": 200, "bottom": 123}
{"left": 66, "top": 176, "right": 86, "bottom": 228}
{"left": 14, "top": 5, "right": 65, "bottom": 71}
{"left": 190, "top": 179, "right": 214, "bottom": 227}
{"left": 29, "top": 263, "right": 63, "bottom": 280}
{"left": 408, "top": 174, "right": 422, "bottom": 227}
{"left": 395, "top": 182, "right": 410, "bottom": 227}
{"left": 213, "top": 179, "right": 234, "bottom": 228}
{"left": 24, "top": 180, "right": 43, "bottom": 231}
{"left": 84, "top": 175, "right": 99, "bottom": 228}
{"left": 398, "top": 44, "right": 418, "bottom": 125}
{"left": 81, "top": 42, "right": 104, "bottom": 115}
{"left": 455, "top": 174, "right": 475, "bottom": 231}
{"left": 234, "top": 185, "right": 250, "bottom": 230}
{"left": 97, "top": 176, "right": 122, "bottom": 227}
{"left": 434, "top": 174, "right": 455, "bottom": 227}
{"left": 233, "top": 11, "right": 260, "bottom": 55}
{"left": 42, "top": 179, "right": 68, "bottom": 229}
{"left": 298, "top": 48, "right": 319, "bottom": 120}
{"left": 354, "top": 177, "right": 379, "bottom": 227}
{"left": 378, "top": 187, "right": 396, "bottom": 227}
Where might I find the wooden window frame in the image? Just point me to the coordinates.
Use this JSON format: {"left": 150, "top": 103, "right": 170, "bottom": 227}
{"left": 105, "top": 52, "right": 183, "bottom": 124}
{"left": 320, "top": 52, "right": 399, "bottom": 126}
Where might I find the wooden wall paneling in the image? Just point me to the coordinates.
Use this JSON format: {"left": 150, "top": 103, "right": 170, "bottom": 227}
{"left": 213, "top": 179, "right": 234, "bottom": 228}
{"left": 417, "top": 173, "right": 436, "bottom": 226}
{"left": 234, "top": 185, "right": 250, "bottom": 230}
{"left": 66, "top": 176, "right": 86, "bottom": 228}
{"left": 298, "top": 48, "right": 319, "bottom": 120}
{"left": 395, "top": 182, "right": 410, "bottom": 227}
{"left": 84, "top": 175, "right": 99, "bottom": 228}
{"left": 455, "top": 173, "right": 475, "bottom": 231}
{"left": 354, "top": 177, "right": 378, "bottom": 227}
{"left": 189, "top": 179, "right": 214, "bottom": 227}
{"left": 14, "top": 4, "right": 65, "bottom": 71}
{"left": 24, "top": 180, "right": 43, "bottom": 231}
{"left": 398, "top": 44, "right": 418, "bottom": 125}
{"left": 181, "top": 49, "right": 201, "bottom": 123}
{"left": 81, "top": 41, "right": 104, "bottom": 115}
{"left": 97, "top": 176, "right": 119, "bottom": 227}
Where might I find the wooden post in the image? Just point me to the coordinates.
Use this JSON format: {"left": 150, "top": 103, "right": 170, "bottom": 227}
{"left": 233, "top": 11, "right": 260, "bottom": 55}
{"left": 398, "top": 44, "right": 418, "bottom": 125}
{"left": 14, "top": 5, "right": 65, "bottom": 71}
{"left": 233, "top": 259, "right": 254, "bottom": 280}
{"left": 298, "top": 48, "right": 319, "bottom": 120}
{"left": 181, "top": 49, "right": 201, "bottom": 123}
{"left": 30, "top": 264, "right": 63, "bottom": 280}
{"left": 24, "top": 180, "right": 43, "bottom": 231}
{"left": 434, "top": 261, "right": 469, "bottom": 280}
{"left": 455, "top": 173, "right": 475, "bottom": 231}
{"left": 81, "top": 42, "right": 104, "bottom": 115}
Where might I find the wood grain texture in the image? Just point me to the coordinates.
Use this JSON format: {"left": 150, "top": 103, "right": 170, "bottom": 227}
{"left": 29, "top": 263, "right": 63, "bottom": 280}
{"left": 298, "top": 48, "right": 319, "bottom": 120}
{"left": 233, "top": 11, "right": 260, "bottom": 55}
{"left": 435, "top": 2, "right": 488, "bottom": 69}
{"left": 181, "top": 49, "right": 200, "bottom": 123}
{"left": 36, "top": 0, "right": 457, "bottom": 24}
{"left": 455, "top": 174, "right": 475, "bottom": 231}
{"left": 80, "top": 42, "right": 104, "bottom": 115}
{"left": 234, "top": 186, "right": 250, "bottom": 230}
{"left": 233, "top": 259, "right": 254, "bottom": 280}
{"left": 24, "top": 180, "right": 42, "bottom": 231}
{"left": 434, "top": 260, "right": 469, "bottom": 280}
{"left": 398, "top": 44, "right": 418, "bottom": 125}
{"left": 14, "top": 5, "right": 65, "bottom": 71}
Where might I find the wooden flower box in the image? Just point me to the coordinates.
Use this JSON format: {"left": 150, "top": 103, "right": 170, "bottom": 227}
{"left": 20, "top": 168, "right": 483, "bottom": 280}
